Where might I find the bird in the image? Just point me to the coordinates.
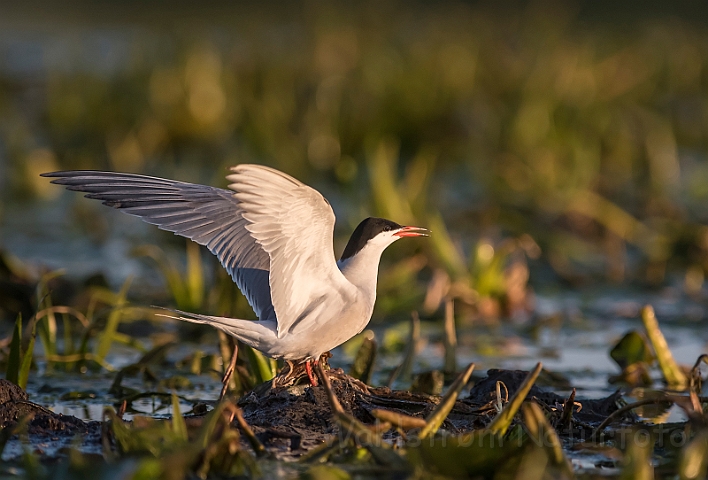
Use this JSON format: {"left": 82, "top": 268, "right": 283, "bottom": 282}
{"left": 42, "top": 165, "right": 428, "bottom": 389}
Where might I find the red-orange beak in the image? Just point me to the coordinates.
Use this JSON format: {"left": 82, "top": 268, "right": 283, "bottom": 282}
{"left": 394, "top": 226, "right": 430, "bottom": 238}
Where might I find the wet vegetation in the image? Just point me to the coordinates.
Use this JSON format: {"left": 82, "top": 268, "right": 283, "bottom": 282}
{"left": 2, "top": 1, "right": 708, "bottom": 478}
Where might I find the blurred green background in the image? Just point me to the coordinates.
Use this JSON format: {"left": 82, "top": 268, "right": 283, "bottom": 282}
{"left": 3, "top": 0, "right": 708, "bottom": 324}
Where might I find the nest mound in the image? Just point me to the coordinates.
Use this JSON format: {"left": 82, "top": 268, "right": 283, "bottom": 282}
{"left": 0, "top": 369, "right": 627, "bottom": 460}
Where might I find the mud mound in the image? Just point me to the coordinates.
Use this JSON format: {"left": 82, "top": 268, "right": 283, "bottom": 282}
{"left": 0, "top": 369, "right": 629, "bottom": 460}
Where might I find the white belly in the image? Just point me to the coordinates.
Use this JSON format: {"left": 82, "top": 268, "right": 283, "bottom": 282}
{"left": 259, "top": 296, "right": 372, "bottom": 360}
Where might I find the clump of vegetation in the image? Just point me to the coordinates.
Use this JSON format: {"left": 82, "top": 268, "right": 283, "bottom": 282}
{"left": 104, "top": 395, "right": 258, "bottom": 479}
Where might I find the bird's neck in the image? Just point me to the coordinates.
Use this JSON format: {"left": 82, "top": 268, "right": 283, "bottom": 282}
{"left": 337, "top": 243, "right": 386, "bottom": 303}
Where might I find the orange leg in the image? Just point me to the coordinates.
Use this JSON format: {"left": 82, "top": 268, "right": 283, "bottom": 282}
{"left": 304, "top": 359, "right": 319, "bottom": 386}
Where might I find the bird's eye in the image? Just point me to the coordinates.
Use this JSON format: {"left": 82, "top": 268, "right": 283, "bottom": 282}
{"left": 383, "top": 225, "right": 391, "bottom": 231}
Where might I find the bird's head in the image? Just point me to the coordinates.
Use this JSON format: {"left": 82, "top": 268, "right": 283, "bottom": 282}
{"left": 340, "top": 217, "right": 429, "bottom": 261}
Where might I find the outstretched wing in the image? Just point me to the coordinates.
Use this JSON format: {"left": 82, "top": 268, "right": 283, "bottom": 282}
{"left": 41, "top": 170, "right": 274, "bottom": 320}
{"left": 227, "top": 164, "right": 348, "bottom": 338}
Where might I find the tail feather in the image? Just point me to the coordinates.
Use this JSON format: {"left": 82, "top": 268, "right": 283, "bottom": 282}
{"left": 156, "top": 308, "right": 278, "bottom": 351}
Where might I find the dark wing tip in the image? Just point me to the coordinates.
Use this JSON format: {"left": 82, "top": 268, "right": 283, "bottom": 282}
{"left": 41, "top": 170, "right": 89, "bottom": 181}
{"left": 41, "top": 171, "right": 76, "bottom": 181}
{"left": 40, "top": 171, "right": 70, "bottom": 185}
{"left": 41, "top": 170, "right": 112, "bottom": 186}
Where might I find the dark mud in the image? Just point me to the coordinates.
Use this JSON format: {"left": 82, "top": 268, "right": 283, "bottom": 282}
{"left": 238, "top": 368, "right": 629, "bottom": 459}
{"left": 0, "top": 380, "right": 102, "bottom": 459}
{"left": 464, "top": 369, "right": 627, "bottom": 425}
{"left": 0, "top": 369, "right": 630, "bottom": 461}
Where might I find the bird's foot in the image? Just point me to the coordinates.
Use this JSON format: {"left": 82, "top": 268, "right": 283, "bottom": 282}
{"left": 271, "top": 360, "right": 296, "bottom": 388}
{"left": 271, "top": 353, "right": 333, "bottom": 388}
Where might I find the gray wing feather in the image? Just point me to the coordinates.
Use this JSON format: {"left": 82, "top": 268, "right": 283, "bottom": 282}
{"left": 41, "top": 170, "right": 275, "bottom": 320}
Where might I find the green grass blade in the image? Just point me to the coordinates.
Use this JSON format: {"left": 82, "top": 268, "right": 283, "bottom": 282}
{"left": 35, "top": 270, "right": 64, "bottom": 371}
{"left": 244, "top": 345, "right": 275, "bottom": 383}
{"left": 487, "top": 362, "right": 543, "bottom": 436}
{"left": 6, "top": 315, "right": 22, "bottom": 385}
{"left": 18, "top": 324, "right": 36, "bottom": 390}
{"left": 419, "top": 363, "right": 475, "bottom": 439}
{"left": 171, "top": 394, "right": 188, "bottom": 442}
{"left": 641, "top": 305, "right": 687, "bottom": 389}
{"left": 95, "top": 277, "right": 132, "bottom": 364}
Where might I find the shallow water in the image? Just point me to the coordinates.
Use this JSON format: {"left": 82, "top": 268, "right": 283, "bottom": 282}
{"left": 18, "top": 289, "right": 705, "bottom": 424}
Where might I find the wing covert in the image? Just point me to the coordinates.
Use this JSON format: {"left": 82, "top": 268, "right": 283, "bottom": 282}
{"left": 226, "top": 164, "right": 345, "bottom": 338}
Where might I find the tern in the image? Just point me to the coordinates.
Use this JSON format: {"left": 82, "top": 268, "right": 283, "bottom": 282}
{"left": 42, "top": 165, "right": 428, "bottom": 387}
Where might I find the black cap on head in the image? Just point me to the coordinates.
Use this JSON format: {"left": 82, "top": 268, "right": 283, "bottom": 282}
{"left": 340, "top": 217, "right": 402, "bottom": 261}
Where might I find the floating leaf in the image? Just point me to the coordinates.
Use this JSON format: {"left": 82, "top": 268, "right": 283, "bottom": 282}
{"left": 611, "top": 330, "right": 654, "bottom": 369}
